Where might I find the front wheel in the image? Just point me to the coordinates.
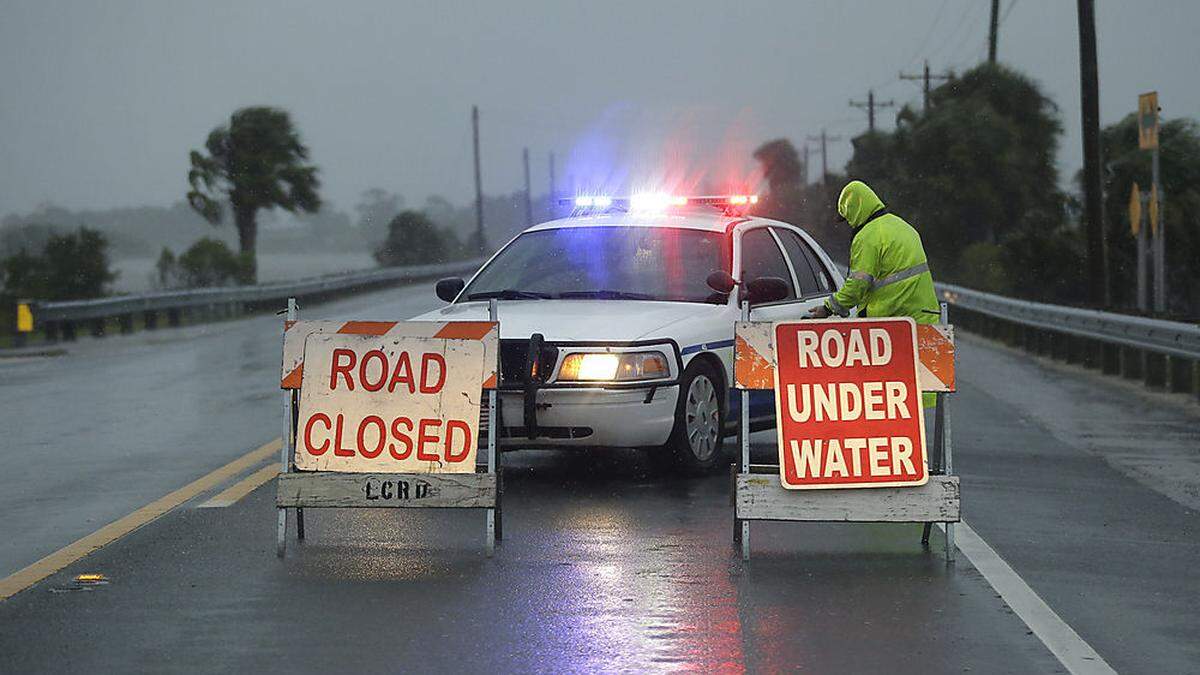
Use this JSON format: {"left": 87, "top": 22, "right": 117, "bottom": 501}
{"left": 663, "top": 360, "right": 728, "bottom": 474}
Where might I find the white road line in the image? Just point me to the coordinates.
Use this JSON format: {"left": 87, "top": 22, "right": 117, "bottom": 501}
{"left": 948, "top": 520, "right": 1117, "bottom": 675}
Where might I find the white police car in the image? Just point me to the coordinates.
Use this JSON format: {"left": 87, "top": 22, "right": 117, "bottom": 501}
{"left": 414, "top": 194, "right": 844, "bottom": 472}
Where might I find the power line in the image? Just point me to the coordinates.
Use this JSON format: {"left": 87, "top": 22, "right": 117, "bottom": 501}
{"left": 943, "top": 5, "right": 990, "bottom": 69}
{"left": 900, "top": 0, "right": 953, "bottom": 72}
{"left": 1000, "top": 0, "right": 1019, "bottom": 25}
{"left": 926, "top": 1, "right": 984, "bottom": 62}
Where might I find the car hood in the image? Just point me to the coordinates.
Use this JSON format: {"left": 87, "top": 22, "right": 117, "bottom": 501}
{"left": 413, "top": 299, "right": 728, "bottom": 342}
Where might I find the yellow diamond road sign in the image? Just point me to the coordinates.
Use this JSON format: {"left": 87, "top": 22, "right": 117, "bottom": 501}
{"left": 1128, "top": 183, "right": 1141, "bottom": 236}
{"left": 1138, "top": 92, "right": 1159, "bottom": 150}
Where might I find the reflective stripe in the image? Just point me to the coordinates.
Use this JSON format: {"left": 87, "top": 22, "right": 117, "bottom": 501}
{"left": 826, "top": 295, "right": 850, "bottom": 317}
{"left": 848, "top": 270, "right": 875, "bottom": 284}
{"left": 874, "top": 262, "right": 929, "bottom": 289}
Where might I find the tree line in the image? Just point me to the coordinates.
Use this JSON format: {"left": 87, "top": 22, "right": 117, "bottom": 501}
{"left": 0, "top": 104, "right": 538, "bottom": 334}
{"left": 752, "top": 63, "right": 1199, "bottom": 318}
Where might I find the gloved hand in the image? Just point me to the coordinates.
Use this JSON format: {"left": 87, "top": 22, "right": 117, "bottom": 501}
{"left": 805, "top": 304, "right": 832, "bottom": 319}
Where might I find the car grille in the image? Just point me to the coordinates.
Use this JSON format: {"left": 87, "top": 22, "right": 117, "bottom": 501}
{"left": 499, "top": 339, "right": 559, "bottom": 385}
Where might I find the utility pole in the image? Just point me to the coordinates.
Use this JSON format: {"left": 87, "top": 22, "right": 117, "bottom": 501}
{"left": 472, "top": 105, "right": 485, "bottom": 256}
{"left": 522, "top": 147, "right": 533, "bottom": 227}
{"left": 548, "top": 151, "right": 557, "bottom": 205}
{"left": 800, "top": 144, "right": 813, "bottom": 185}
{"left": 1077, "top": 0, "right": 1109, "bottom": 306}
{"left": 806, "top": 130, "right": 843, "bottom": 187}
{"left": 988, "top": 0, "right": 1000, "bottom": 63}
{"left": 849, "top": 90, "right": 895, "bottom": 133}
{"left": 900, "top": 60, "right": 953, "bottom": 111}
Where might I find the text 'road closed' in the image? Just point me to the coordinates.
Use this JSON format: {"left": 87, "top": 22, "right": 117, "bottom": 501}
{"left": 295, "top": 334, "right": 486, "bottom": 473}
{"left": 774, "top": 318, "right": 927, "bottom": 489}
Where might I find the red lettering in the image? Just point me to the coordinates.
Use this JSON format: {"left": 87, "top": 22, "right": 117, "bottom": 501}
{"left": 333, "top": 414, "right": 355, "bottom": 457}
{"left": 304, "top": 413, "right": 332, "bottom": 456}
{"left": 329, "top": 349, "right": 356, "bottom": 390}
{"left": 387, "top": 351, "right": 415, "bottom": 394}
{"left": 358, "top": 415, "right": 386, "bottom": 458}
{"left": 416, "top": 418, "right": 442, "bottom": 462}
{"left": 359, "top": 350, "right": 389, "bottom": 392}
{"left": 444, "top": 419, "right": 472, "bottom": 462}
{"left": 420, "top": 352, "right": 447, "bottom": 394}
{"left": 390, "top": 417, "right": 414, "bottom": 460}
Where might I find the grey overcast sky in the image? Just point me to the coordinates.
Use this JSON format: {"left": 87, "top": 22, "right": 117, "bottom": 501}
{"left": 1, "top": 0, "right": 1197, "bottom": 215}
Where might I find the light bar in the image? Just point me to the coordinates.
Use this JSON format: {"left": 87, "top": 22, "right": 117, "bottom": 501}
{"left": 557, "top": 194, "right": 759, "bottom": 211}
{"left": 630, "top": 193, "right": 677, "bottom": 211}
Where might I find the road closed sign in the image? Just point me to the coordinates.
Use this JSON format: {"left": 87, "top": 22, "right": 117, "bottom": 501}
{"left": 773, "top": 317, "right": 927, "bottom": 490}
{"left": 295, "top": 333, "right": 486, "bottom": 473}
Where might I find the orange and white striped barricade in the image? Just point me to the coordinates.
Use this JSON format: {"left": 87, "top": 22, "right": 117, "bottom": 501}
{"left": 274, "top": 298, "right": 503, "bottom": 557}
{"left": 731, "top": 302, "right": 959, "bottom": 562}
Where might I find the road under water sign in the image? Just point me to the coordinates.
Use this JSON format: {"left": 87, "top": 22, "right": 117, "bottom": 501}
{"left": 773, "top": 317, "right": 927, "bottom": 490}
{"left": 295, "top": 333, "right": 485, "bottom": 473}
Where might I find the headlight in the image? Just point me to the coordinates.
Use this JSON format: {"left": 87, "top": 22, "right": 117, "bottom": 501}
{"left": 557, "top": 351, "right": 670, "bottom": 382}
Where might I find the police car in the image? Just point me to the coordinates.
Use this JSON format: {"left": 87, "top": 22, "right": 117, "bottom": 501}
{"left": 414, "top": 194, "right": 845, "bottom": 472}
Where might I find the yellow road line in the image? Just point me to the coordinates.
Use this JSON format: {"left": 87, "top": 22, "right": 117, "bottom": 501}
{"left": 0, "top": 437, "right": 281, "bottom": 601}
{"left": 197, "top": 463, "right": 280, "bottom": 508}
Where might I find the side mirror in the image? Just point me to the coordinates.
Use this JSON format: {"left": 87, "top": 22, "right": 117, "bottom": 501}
{"left": 705, "top": 270, "right": 737, "bottom": 294}
{"left": 435, "top": 277, "right": 465, "bottom": 302}
{"left": 745, "top": 276, "right": 790, "bottom": 305}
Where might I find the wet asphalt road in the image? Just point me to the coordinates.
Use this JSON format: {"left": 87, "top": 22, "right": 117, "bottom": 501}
{"left": 1, "top": 282, "right": 1198, "bottom": 673}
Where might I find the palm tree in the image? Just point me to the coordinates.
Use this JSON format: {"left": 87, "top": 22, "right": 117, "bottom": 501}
{"left": 187, "top": 107, "right": 320, "bottom": 281}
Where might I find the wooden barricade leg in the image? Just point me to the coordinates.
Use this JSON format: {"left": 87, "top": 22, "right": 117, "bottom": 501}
{"left": 943, "top": 394, "right": 956, "bottom": 564}
{"left": 922, "top": 393, "right": 947, "bottom": 547}
{"left": 484, "top": 299, "right": 498, "bottom": 557}
{"left": 740, "top": 388, "right": 751, "bottom": 561}
{"left": 277, "top": 298, "right": 298, "bottom": 558}
{"left": 731, "top": 464, "right": 741, "bottom": 545}
{"left": 290, "top": 388, "right": 305, "bottom": 541}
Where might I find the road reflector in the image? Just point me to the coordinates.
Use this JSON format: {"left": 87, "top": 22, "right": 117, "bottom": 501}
{"left": 16, "top": 303, "right": 33, "bottom": 333}
{"left": 73, "top": 573, "right": 108, "bottom": 585}
{"left": 1129, "top": 183, "right": 1142, "bottom": 236}
{"left": 1138, "top": 91, "right": 1159, "bottom": 150}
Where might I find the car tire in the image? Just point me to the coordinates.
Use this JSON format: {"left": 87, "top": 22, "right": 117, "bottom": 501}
{"left": 662, "top": 359, "right": 728, "bottom": 474}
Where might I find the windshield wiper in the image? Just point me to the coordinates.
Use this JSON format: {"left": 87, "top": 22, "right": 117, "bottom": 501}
{"left": 556, "top": 290, "right": 656, "bottom": 300}
{"left": 465, "top": 289, "right": 553, "bottom": 300}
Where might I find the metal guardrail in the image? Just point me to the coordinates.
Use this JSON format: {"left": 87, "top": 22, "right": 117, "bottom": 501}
{"left": 29, "top": 258, "right": 483, "bottom": 340}
{"left": 937, "top": 283, "right": 1200, "bottom": 360}
{"left": 938, "top": 282, "right": 1200, "bottom": 397}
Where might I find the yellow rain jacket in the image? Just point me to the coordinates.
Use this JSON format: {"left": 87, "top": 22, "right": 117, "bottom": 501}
{"left": 824, "top": 181, "right": 941, "bottom": 408}
{"left": 824, "top": 181, "right": 940, "bottom": 324}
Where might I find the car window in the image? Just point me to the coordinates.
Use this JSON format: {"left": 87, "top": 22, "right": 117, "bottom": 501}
{"left": 461, "top": 226, "right": 731, "bottom": 303}
{"left": 773, "top": 227, "right": 830, "bottom": 296}
{"left": 740, "top": 228, "right": 796, "bottom": 300}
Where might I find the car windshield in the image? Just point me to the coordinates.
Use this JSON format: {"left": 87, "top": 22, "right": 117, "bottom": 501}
{"left": 462, "top": 226, "right": 730, "bottom": 303}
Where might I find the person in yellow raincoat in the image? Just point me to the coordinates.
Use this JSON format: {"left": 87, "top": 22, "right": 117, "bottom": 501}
{"left": 806, "top": 180, "right": 941, "bottom": 405}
